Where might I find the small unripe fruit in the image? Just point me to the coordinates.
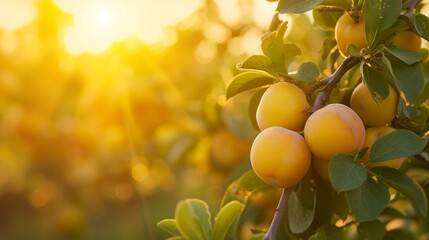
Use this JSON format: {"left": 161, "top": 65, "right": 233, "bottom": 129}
{"left": 251, "top": 126, "right": 311, "bottom": 188}
{"left": 335, "top": 13, "right": 367, "bottom": 57}
{"left": 360, "top": 126, "right": 405, "bottom": 169}
{"left": 350, "top": 82, "right": 398, "bottom": 127}
{"left": 304, "top": 103, "right": 365, "bottom": 160}
{"left": 256, "top": 82, "right": 310, "bottom": 131}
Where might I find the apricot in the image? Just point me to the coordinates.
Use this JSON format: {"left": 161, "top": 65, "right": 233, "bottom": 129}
{"left": 210, "top": 129, "right": 251, "bottom": 168}
{"left": 250, "top": 126, "right": 311, "bottom": 188}
{"left": 256, "top": 82, "right": 310, "bottom": 131}
{"left": 312, "top": 156, "right": 330, "bottom": 183}
{"left": 304, "top": 103, "right": 365, "bottom": 160}
{"left": 350, "top": 82, "right": 398, "bottom": 127}
{"left": 393, "top": 31, "right": 421, "bottom": 52}
{"left": 335, "top": 13, "right": 367, "bottom": 57}
{"left": 360, "top": 126, "right": 405, "bottom": 169}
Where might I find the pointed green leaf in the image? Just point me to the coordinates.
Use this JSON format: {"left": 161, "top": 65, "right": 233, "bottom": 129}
{"left": 277, "top": 0, "right": 323, "bottom": 14}
{"left": 357, "top": 220, "right": 387, "bottom": 240}
{"left": 157, "top": 219, "right": 181, "bottom": 236}
{"left": 370, "top": 129, "right": 428, "bottom": 163}
{"left": 237, "top": 55, "right": 273, "bottom": 72}
{"left": 212, "top": 201, "right": 244, "bottom": 240}
{"left": 287, "top": 171, "right": 316, "bottom": 234}
{"left": 312, "top": 6, "right": 343, "bottom": 30}
{"left": 226, "top": 71, "right": 275, "bottom": 100}
{"left": 363, "top": 0, "right": 401, "bottom": 48}
{"left": 415, "top": 13, "right": 429, "bottom": 41}
{"left": 248, "top": 88, "right": 266, "bottom": 130}
{"left": 346, "top": 177, "right": 390, "bottom": 222}
{"left": 384, "top": 46, "right": 422, "bottom": 65}
{"left": 236, "top": 170, "right": 271, "bottom": 192}
{"left": 330, "top": 154, "right": 367, "bottom": 192}
{"left": 389, "top": 57, "right": 424, "bottom": 104}
{"left": 175, "top": 199, "right": 212, "bottom": 240}
{"left": 361, "top": 63, "right": 390, "bottom": 103}
{"left": 262, "top": 22, "right": 302, "bottom": 74}
{"left": 285, "top": 62, "right": 319, "bottom": 82}
{"left": 371, "top": 167, "right": 428, "bottom": 218}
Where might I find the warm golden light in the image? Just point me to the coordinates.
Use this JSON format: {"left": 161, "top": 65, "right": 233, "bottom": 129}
{"left": 0, "top": 0, "right": 36, "bottom": 31}
{"left": 56, "top": 0, "right": 203, "bottom": 55}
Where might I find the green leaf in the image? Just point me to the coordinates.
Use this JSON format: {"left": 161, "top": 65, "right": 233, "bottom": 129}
{"left": 248, "top": 88, "right": 266, "bottom": 130}
{"left": 385, "top": 229, "right": 419, "bottom": 240}
{"left": 157, "top": 219, "right": 181, "bottom": 236}
{"left": 175, "top": 199, "right": 212, "bottom": 240}
{"left": 329, "top": 154, "right": 367, "bottom": 192}
{"left": 166, "top": 237, "right": 186, "bottom": 240}
{"left": 320, "top": 37, "right": 337, "bottom": 60}
{"left": 212, "top": 201, "right": 244, "bottom": 240}
{"left": 388, "top": 57, "right": 424, "bottom": 104}
{"left": 236, "top": 170, "right": 271, "bottom": 192}
{"left": 357, "top": 220, "right": 386, "bottom": 240}
{"left": 363, "top": 0, "right": 401, "bottom": 48}
{"left": 345, "top": 177, "right": 390, "bottom": 222}
{"left": 312, "top": 6, "right": 343, "bottom": 30}
{"left": 414, "top": 13, "right": 429, "bottom": 41}
{"left": 397, "top": 98, "right": 421, "bottom": 119}
{"left": 384, "top": 46, "right": 422, "bottom": 65}
{"left": 226, "top": 71, "right": 275, "bottom": 100}
{"left": 263, "top": 22, "right": 302, "bottom": 74}
{"left": 320, "top": 0, "right": 352, "bottom": 10}
{"left": 221, "top": 170, "right": 272, "bottom": 207}
{"left": 361, "top": 62, "right": 390, "bottom": 104}
{"left": 237, "top": 55, "right": 273, "bottom": 73}
{"left": 371, "top": 167, "right": 428, "bottom": 218}
{"left": 285, "top": 62, "right": 319, "bottom": 82}
{"left": 370, "top": 129, "right": 428, "bottom": 163}
{"left": 277, "top": 0, "right": 323, "bottom": 14}
{"left": 309, "top": 225, "right": 344, "bottom": 240}
{"left": 287, "top": 171, "right": 316, "bottom": 234}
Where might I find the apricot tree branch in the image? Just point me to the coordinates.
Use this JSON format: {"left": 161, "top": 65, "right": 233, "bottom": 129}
{"left": 309, "top": 56, "right": 362, "bottom": 113}
{"left": 264, "top": 188, "right": 290, "bottom": 240}
{"left": 403, "top": 0, "right": 422, "bottom": 14}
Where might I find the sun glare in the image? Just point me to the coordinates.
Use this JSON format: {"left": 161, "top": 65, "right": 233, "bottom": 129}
{"left": 0, "top": 0, "right": 36, "bottom": 31}
{"left": 55, "top": 0, "right": 203, "bottom": 55}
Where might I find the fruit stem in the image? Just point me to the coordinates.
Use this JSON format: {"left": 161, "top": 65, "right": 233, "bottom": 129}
{"left": 263, "top": 188, "right": 290, "bottom": 240}
{"left": 309, "top": 56, "right": 362, "bottom": 113}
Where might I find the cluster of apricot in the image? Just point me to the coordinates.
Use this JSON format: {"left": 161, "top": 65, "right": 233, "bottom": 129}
{"left": 250, "top": 79, "right": 402, "bottom": 188}
{"left": 250, "top": 12, "right": 422, "bottom": 188}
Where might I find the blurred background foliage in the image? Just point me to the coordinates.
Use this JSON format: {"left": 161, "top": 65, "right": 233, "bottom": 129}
{"left": 1, "top": 0, "right": 426, "bottom": 239}
{"left": 0, "top": 0, "right": 283, "bottom": 239}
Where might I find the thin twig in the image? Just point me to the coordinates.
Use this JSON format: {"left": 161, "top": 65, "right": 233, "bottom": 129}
{"left": 309, "top": 56, "right": 362, "bottom": 113}
{"left": 263, "top": 188, "right": 290, "bottom": 240}
{"left": 403, "top": 0, "right": 422, "bottom": 14}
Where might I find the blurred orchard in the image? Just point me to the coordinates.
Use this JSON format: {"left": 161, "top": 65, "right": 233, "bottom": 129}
{"left": 0, "top": 0, "right": 285, "bottom": 239}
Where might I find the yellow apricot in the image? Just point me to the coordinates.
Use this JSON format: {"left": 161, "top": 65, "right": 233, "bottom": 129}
{"left": 312, "top": 156, "right": 330, "bottom": 183}
{"left": 393, "top": 31, "right": 421, "bottom": 52}
{"left": 350, "top": 82, "right": 398, "bottom": 127}
{"left": 304, "top": 103, "right": 365, "bottom": 160}
{"left": 256, "top": 82, "right": 310, "bottom": 131}
{"left": 335, "top": 13, "right": 367, "bottom": 57}
{"left": 250, "top": 126, "right": 311, "bottom": 188}
{"left": 361, "top": 126, "right": 405, "bottom": 169}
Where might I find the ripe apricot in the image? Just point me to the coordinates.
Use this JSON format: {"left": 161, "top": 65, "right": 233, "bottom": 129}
{"left": 312, "top": 156, "right": 330, "bottom": 183}
{"left": 250, "top": 126, "right": 311, "bottom": 188}
{"left": 304, "top": 103, "right": 365, "bottom": 160}
{"left": 360, "top": 126, "right": 405, "bottom": 169}
{"left": 256, "top": 82, "right": 310, "bottom": 131}
{"left": 350, "top": 82, "right": 398, "bottom": 127}
{"left": 393, "top": 31, "right": 421, "bottom": 52}
{"left": 335, "top": 13, "right": 367, "bottom": 57}
{"left": 210, "top": 129, "right": 251, "bottom": 168}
